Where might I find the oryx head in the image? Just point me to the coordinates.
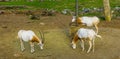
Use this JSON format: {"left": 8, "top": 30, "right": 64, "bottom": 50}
{"left": 38, "top": 30, "right": 45, "bottom": 49}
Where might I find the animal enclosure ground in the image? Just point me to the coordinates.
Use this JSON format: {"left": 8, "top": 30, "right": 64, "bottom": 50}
{"left": 0, "top": 14, "right": 120, "bottom": 59}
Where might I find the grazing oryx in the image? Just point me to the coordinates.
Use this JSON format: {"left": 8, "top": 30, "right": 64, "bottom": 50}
{"left": 71, "top": 16, "right": 100, "bottom": 34}
{"left": 17, "top": 30, "right": 44, "bottom": 53}
{"left": 72, "top": 28, "right": 101, "bottom": 53}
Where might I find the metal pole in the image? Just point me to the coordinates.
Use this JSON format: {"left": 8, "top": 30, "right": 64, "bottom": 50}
{"left": 75, "top": 0, "right": 78, "bottom": 25}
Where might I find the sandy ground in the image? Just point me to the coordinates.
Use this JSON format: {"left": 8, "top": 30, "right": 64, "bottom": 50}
{"left": 0, "top": 13, "right": 120, "bottom": 59}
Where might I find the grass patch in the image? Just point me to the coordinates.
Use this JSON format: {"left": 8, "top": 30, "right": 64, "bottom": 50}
{"left": 0, "top": 0, "right": 119, "bottom": 17}
{"left": 0, "top": 0, "right": 119, "bottom": 10}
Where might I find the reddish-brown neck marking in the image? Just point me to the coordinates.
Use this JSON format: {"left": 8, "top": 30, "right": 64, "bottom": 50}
{"left": 72, "top": 33, "right": 79, "bottom": 43}
{"left": 31, "top": 36, "right": 40, "bottom": 43}
{"left": 77, "top": 17, "right": 82, "bottom": 24}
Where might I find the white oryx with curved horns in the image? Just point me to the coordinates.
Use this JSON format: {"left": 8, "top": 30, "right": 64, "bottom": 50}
{"left": 71, "top": 16, "right": 100, "bottom": 34}
{"left": 17, "top": 30, "right": 44, "bottom": 53}
{"left": 72, "top": 28, "right": 101, "bottom": 53}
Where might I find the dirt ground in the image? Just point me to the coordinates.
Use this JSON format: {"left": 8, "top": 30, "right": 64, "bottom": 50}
{"left": 0, "top": 13, "right": 120, "bottom": 59}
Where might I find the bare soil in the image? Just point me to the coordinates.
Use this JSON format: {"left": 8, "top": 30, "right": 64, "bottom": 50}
{"left": 0, "top": 13, "right": 120, "bottom": 59}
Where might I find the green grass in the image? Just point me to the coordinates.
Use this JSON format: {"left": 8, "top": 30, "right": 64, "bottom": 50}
{"left": 0, "top": 0, "right": 119, "bottom": 16}
{"left": 0, "top": 0, "right": 119, "bottom": 10}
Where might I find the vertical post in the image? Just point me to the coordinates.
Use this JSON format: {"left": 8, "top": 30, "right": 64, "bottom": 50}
{"left": 75, "top": 0, "right": 78, "bottom": 25}
{"left": 103, "top": 0, "right": 111, "bottom": 21}
{"left": 69, "top": 0, "right": 79, "bottom": 39}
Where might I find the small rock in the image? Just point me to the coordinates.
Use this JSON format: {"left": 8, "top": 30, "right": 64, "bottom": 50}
{"left": 40, "top": 22, "right": 45, "bottom": 25}
{"left": 13, "top": 53, "right": 21, "bottom": 57}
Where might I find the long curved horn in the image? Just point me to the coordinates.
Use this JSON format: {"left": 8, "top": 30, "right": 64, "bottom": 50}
{"left": 39, "top": 30, "right": 45, "bottom": 44}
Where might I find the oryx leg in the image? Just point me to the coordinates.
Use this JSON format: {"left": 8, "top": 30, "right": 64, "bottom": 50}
{"left": 20, "top": 39, "right": 25, "bottom": 52}
{"left": 80, "top": 39, "right": 85, "bottom": 51}
{"left": 92, "top": 39, "right": 95, "bottom": 52}
{"left": 87, "top": 40, "right": 92, "bottom": 53}
{"left": 30, "top": 42, "right": 35, "bottom": 53}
